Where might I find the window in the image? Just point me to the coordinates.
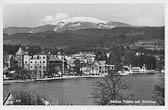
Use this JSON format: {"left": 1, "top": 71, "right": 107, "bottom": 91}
{"left": 40, "top": 66, "right": 41, "bottom": 68}
{"left": 25, "top": 61, "right": 27, "bottom": 64}
{"left": 43, "top": 56, "right": 45, "bottom": 59}
{"left": 35, "top": 61, "right": 37, "bottom": 63}
{"left": 30, "top": 61, "right": 33, "bottom": 63}
{"left": 35, "top": 66, "right": 36, "bottom": 68}
{"left": 43, "top": 61, "right": 45, "bottom": 63}
{"left": 40, "top": 61, "right": 41, "bottom": 63}
{"left": 30, "top": 66, "right": 32, "bottom": 68}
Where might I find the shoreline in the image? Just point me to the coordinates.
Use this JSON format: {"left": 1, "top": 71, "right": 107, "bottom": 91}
{"left": 3, "top": 72, "right": 162, "bottom": 84}
{"left": 3, "top": 79, "right": 34, "bottom": 84}
{"left": 3, "top": 75, "right": 105, "bottom": 84}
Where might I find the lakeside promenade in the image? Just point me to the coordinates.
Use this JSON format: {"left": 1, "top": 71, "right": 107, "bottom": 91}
{"left": 3, "top": 75, "right": 105, "bottom": 84}
{"left": 3, "top": 71, "right": 162, "bottom": 84}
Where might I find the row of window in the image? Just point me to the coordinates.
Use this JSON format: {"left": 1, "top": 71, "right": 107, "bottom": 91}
{"left": 30, "top": 66, "right": 46, "bottom": 69}
{"left": 24, "top": 61, "right": 46, "bottom": 64}
{"left": 31, "top": 61, "right": 46, "bottom": 64}
{"left": 99, "top": 70, "right": 107, "bottom": 73}
{"left": 24, "top": 56, "right": 46, "bottom": 59}
{"left": 35, "top": 56, "right": 46, "bottom": 59}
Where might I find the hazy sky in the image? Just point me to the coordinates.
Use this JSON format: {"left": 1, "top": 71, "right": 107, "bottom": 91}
{"left": 3, "top": 4, "right": 164, "bottom": 28}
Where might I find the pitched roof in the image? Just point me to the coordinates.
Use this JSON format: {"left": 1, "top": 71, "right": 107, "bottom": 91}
{"left": 98, "top": 61, "right": 106, "bottom": 65}
{"left": 16, "top": 47, "right": 25, "bottom": 55}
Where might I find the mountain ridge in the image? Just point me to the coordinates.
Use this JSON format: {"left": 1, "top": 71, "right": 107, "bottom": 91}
{"left": 4, "top": 17, "right": 132, "bottom": 35}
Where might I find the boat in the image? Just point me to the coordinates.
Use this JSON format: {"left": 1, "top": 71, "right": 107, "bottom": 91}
{"left": 118, "top": 64, "right": 157, "bottom": 75}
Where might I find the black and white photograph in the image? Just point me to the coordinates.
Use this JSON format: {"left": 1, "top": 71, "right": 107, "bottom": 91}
{"left": 2, "top": 0, "right": 165, "bottom": 107}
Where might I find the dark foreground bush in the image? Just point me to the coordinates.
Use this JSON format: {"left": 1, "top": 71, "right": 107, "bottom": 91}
{"left": 11, "top": 90, "right": 47, "bottom": 105}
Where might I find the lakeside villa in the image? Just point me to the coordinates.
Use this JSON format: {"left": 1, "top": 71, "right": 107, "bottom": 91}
{"left": 3, "top": 46, "right": 161, "bottom": 80}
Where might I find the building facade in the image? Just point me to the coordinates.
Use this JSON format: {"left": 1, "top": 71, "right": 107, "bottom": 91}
{"left": 23, "top": 54, "right": 47, "bottom": 78}
{"left": 15, "top": 47, "right": 25, "bottom": 68}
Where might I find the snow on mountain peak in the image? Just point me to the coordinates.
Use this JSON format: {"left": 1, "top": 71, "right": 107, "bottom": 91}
{"left": 53, "top": 17, "right": 110, "bottom": 31}
{"left": 55, "top": 17, "right": 109, "bottom": 24}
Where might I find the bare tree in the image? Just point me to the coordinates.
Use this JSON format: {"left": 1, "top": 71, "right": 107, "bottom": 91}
{"left": 11, "top": 90, "right": 49, "bottom": 105}
{"left": 92, "top": 71, "right": 134, "bottom": 105}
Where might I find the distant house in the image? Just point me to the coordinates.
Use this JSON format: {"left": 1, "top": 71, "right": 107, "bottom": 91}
{"left": 86, "top": 56, "right": 95, "bottom": 64}
{"left": 67, "top": 58, "right": 76, "bottom": 73}
{"left": 81, "top": 66, "right": 91, "bottom": 75}
{"left": 80, "top": 61, "right": 115, "bottom": 76}
{"left": 91, "top": 61, "right": 115, "bottom": 76}
{"left": 97, "top": 61, "right": 108, "bottom": 76}
{"left": 72, "top": 52, "right": 96, "bottom": 65}
{"left": 90, "top": 62, "right": 99, "bottom": 75}
{"left": 105, "top": 64, "right": 116, "bottom": 75}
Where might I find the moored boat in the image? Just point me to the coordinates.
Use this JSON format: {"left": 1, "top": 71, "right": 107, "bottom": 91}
{"left": 118, "top": 64, "right": 157, "bottom": 75}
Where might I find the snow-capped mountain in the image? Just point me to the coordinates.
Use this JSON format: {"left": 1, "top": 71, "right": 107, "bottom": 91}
{"left": 4, "top": 17, "right": 132, "bottom": 35}
{"left": 53, "top": 17, "right": 111, "bottom": 31}
{"left": 53, "top": 17, "right": 132, "bottom": 32}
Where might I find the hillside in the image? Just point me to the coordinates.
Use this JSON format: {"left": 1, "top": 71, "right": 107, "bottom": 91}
{"left": 3, "top": 27, "right": 164, "bottom": 50}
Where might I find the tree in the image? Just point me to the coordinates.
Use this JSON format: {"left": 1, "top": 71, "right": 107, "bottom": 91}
{"left": 55, "top": 66, "right": 62, "bottom": 77}
{"left": 123, "top": 48, "right": 134, "bottom": 65}
{"left": 107, "top": 47, "right": 121, "bottom": 66}
{"left": 93, "top": 49, "right": 134, "bottom": 105}
{"left": 11, "top": 90, "right": 48, "bottom": 105}
{"left": 92, "top": 71, "right": 134, "bottom": 105}
{"left": 95, "top": 50, "right": 107, "bottom": 61}
{"left": 74, "top": 59, "right": 82, "bottom": 76}
{"left": 15, "top": 68, "right": 31, "bottom": 80}
{"left": 131, "top": 55, "right": 156, "bottom": 69}
{"left": 9, "top": 56, "right": 19, "bottom": 71}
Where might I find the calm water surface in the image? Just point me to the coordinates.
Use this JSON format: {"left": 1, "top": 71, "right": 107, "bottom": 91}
{"left": 3, "top": 74, "right": 163, "bottom": 105}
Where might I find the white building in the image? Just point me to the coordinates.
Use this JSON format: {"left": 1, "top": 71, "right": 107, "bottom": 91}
{"left": 81, "top": 61, "right": 115, "bottom": 76}
{"left": 23, "top": 54, "right": 47, "bottom": 78}
{"left": 30, "top": 55, "right": 47, "bottom": 77}
{"left": 81, "top": 66, "right": 92, "bottom": 75}
{"left": 24, "top": 53, "right": 30, "bottom": 70}
{"left": 91, "top": 61, "right": 115, "bottom": 75}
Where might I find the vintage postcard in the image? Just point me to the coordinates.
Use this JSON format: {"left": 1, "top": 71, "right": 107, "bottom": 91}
{"left": 1, "top": 0, "right": 166, "bottom": 110}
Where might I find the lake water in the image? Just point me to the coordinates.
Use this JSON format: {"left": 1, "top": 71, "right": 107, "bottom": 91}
{"left": 3, "top": 74, "right": 163, "bottom": 105}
